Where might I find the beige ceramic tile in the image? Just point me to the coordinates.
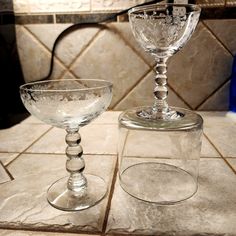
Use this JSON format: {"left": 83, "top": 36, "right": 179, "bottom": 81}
{"left": 201, "top": 112, "right": 236, "bottom": 157}
{"left": 226, "top": 0, "right": 236, "bottom": 6}
{"left": 27, "top": 124, "right": 118, "bottom": 155}
{"left": 26, "top": 24, "right": 100, "bottom": 67}
{"left": 13, "top": 0, "right": 30, "bottom": 13}
{"left": 0, "top": 162, "right": 11, "bottom": 184}
{"left": 204, "top": 19, "right": 236, "bottom": 55}
{"left": 31, "top": 0, "right": 90, "bottom": 13}
{"left": 14, "top": 0, "right": 90, "bottom": 13}
{"left": 112, "top": 22, "right": 155, "bottom": 67}
{"left": 201, "top": 135, "right": 220, "bottom": 158}
{"left": 20, "top": 115, "right": 45, "bottom": 124}
{"left": 25, "top": 24, "right": 71, "bottom": 51}
{"left": 0, "top": 229, "right": 94, "bottom": 236}
{"left": 91, "top": 111, "right": 121, "bottom": 124}
{"left": 71, "top": 28, "right": 150, "bottom": 108}
{"left": 16, "top": 26, "right": 65, "bottom": 82}
{"left": 196, "top": 0, "right": 225, "bottom": 7}
{"left": 91, "top": 0, "right": 146, "bottom": 11}
{"left": 107, "top": 159, "right": 236, "bottom": 235}
{"left": 2, "top": 153, "right": 116, "bottom": 233}
{"left": 0, "top": 124, "right": 50, "bottom": 153}
{"left": 0, "top": 153, "right": 19, "bottom": 166}
{"left": 226, "top": 111, "right": 236, "bottom": 124}
{"left": 198, "top": 111, "right": 229, "bottom": 123}
{"left": 114, "top": 70, "right": 190, "bottom": 110}
{"left": 168, "top": 23, "right": 233, "bottom": 109}
{"left": 198, "top": 80, "right": 230, "bottom": 111}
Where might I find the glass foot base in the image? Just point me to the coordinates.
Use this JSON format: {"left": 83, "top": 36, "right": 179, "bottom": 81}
{"left": 137, "top": 107, "right": 183, "bottom": 120}
{"left": 47, "top": 174, "right": 107, "bottom": 211}
{"left": 120, "top": 162, "right": 197, "bottom": 204}
{"left": 119, "top": 106, "right": 203, "bottom": 131}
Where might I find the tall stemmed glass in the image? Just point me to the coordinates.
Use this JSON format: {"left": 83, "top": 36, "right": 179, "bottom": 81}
{"left": 20, "top": 79, "right": 112, "bottom": 211}
{"left": 129, "top": 3, "right": 201, "bottom": 120}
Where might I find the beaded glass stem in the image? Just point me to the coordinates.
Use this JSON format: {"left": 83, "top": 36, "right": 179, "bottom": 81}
{"left": 66, "top": 128, "right": 87, "bottom": 194}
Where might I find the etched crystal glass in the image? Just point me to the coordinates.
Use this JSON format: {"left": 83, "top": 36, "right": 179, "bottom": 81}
{"left": 129, "top": 3, "right": 201, "bottom": 120}
{"left": 20, "top": 79, "right": 112, "bottom": 211}
{"left": 118, "top": 4, "right": 203, "bottom": 204}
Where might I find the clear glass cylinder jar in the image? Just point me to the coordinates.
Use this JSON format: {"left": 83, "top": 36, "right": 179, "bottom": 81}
{"left": 118, "top": 107, "right": 203, "bottom": 204}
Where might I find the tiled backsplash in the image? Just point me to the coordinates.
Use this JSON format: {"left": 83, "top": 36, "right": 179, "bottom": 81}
{"left": 1, "top": 0, "right": 236, "bottom": 13}
{"left": 1, "top": 0, "right": 236, "bottom": 111}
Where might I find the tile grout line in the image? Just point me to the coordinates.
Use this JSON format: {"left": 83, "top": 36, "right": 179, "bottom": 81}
{"left": 60, "top": 27, "right": 104, "bottom": 79}
{"left": 112, "top": 67, "right": 152, "bottom": 109}
{"left": 201, "top": 20, "right": 234, "bottom": 57}
{"left": 195, "top": 78, "right": 230, "bottom": 110}
{"left": 23, "top": 151, "right": 118, "bottom": 156}
{"left": 167, "top": 80, "right": 193, "bottom": 110}
{"left": 110, "top": 24, "right": 155, "bottom": 68}
{"left": 22, "top": 25, "right": 68, "bottom": 73}
{"left": 203, "top": 132, "right": 236, "bottom": 175}
{"left": 0, "top": 226, "right": 100, "bottom": 235}
{"left": 101, "top": 155, "right": 119, "bottom": 235}
{"left": 6, "top": 126, "right": 53, "bottom": 168}
{"left": 0, "top": 161, "right": 14, "bottom": 181}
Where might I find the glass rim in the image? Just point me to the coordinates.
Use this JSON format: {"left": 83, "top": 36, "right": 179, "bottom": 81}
{"left": 128, "top": 3, "right": 201, "bottom": 15}
{"left": 20, "top": 79, "right": 113, "bottom": 92}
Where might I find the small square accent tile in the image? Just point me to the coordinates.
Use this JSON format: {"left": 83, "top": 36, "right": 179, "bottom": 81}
{"left": 1, "top": 153, "right": 116, "bottom": 233}
{"left": 0, "top": 124, "right": 50, "bottom": 153}
{"left": 0, "top": 153, "right": 19, "bottom": 166}
{"left": 15, "top": 15, "right": 54, "bottom": 24}
{"left": 27, "top": 124, "right": 118, "bottom": 155}
{"left": 107, "top": 159, "right": 236, "bottom": 235}
{"left": 0, "top": 162, "right": 11, "bottom": 184}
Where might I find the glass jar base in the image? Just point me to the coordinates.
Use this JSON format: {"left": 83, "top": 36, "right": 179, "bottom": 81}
{"left": 120, "top": 162, "right": 197, "bottom": 204}
{"left": 47, "top": 174, "right": 107, "bottom": 211}
{"left": 119, "top": 106, "right": 203, "bottom": 131}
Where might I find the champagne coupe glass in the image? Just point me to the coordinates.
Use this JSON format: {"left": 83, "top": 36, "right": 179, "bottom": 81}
{"left": 20, "top": 79, "right": 113, "bottom": 211}
{"left": 129, "top": 3, "right": 201, "bottom": 120}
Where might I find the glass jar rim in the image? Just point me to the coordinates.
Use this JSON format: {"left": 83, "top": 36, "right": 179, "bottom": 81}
{"left": 20, "top": 79, "right": 113, "bottom": 93}
{"left": 128, "top": 3, "right": 201, "bottom": 16}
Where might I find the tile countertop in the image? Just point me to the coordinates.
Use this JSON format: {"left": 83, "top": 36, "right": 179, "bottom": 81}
{"left": 0, "top": 111, "right": 236, "bottom": 236}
